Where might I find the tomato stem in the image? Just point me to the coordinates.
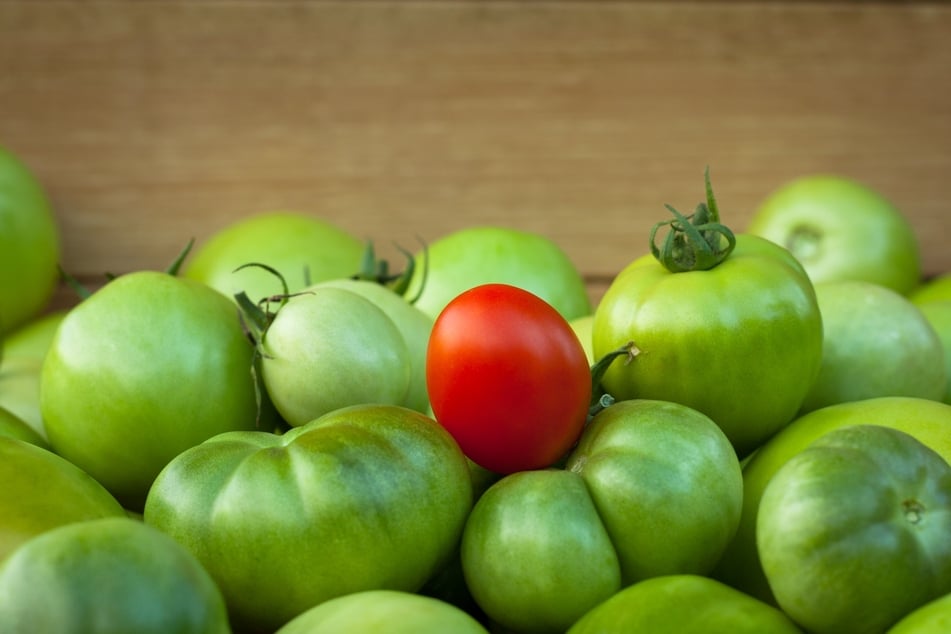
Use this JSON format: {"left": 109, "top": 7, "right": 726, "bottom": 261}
{"left": 588, "top": 341, "right": 638, "bottom": 417}
{"left": 351, "top": 237, "right": 429, "bottom": 304}
{"left": 650, "top": 167, "right": 736, "bottom": 272}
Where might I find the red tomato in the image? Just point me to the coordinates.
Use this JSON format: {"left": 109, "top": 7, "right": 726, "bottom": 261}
{"left": 426, "top": 283, "right": 592, "bottom": 474}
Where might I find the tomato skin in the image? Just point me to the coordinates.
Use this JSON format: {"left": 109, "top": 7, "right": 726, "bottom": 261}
{"left": 144, "top": 404, "right": 473, "bottom": 633}
{"left": 406, "top": 225, "right": 592, "bottom": 322}
{"left": 275, "top": 590, "right": 489, "bottom": 634}
{"left": 0, "top": 146, "right": 60, "bottom": 334}
{"left": 40, "top": 271, "right": 260, "bottom": 510}
{"left": 426, "top": 283, "right": 592, "bottom": 474}
{"left": 0, "top": 437, "right": 125, "bottom": 562}
{"left": 592, "top": 234, "right": 823, "bottom": 458}
{"left": 714, "top": 396, "right": 951, "bottom": 606}
{"left": 259, "top": 286, "right": 411, "bottom": 426}
{"left": 746, "top": 174, "right": 921, "bottom": 295}
{"left": 0, "top": 517, "right": 230, "bottom": 634}
{"left": 184, "top": 210, "right": 364, "bottom": 303}
{"left": 757, "top": 425, "right": 951, "bottom": 633}
{"left": 567, "top": 574, "right": 803, "bottom": 634}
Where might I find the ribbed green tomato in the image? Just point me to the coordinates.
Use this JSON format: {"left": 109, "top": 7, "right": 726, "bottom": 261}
{"left": 0, "top": 146, "right": 60, "bottom": 335}
{"left": 757, "top": 425, "right": 951, "bottom": 634}
{"left": 460, "top": 399, "right": 743, "bottom": 633}
{"left": 144, "top": 404, "right": 473, "bottom": 633}
{"left": 714, "top": 397, "right": 951, "bottom": 606}
{"left": 593, "top": 233, "right": 823, "bottom": 457}
{"left": 0, "top": 517, "right": 230, "bottom": 634}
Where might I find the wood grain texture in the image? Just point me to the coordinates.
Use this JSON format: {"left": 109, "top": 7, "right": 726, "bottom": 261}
{"left": 2, "top": 1, "right": 950, "bottom": 307}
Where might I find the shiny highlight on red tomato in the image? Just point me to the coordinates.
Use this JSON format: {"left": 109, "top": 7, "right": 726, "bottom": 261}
{"left": 426, "top": 283, "right": 592, "bottom": 474}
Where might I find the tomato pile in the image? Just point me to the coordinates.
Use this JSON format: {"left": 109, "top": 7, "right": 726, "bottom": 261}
{"left": 2, "top": 147, "right": 951, "bottom": 634}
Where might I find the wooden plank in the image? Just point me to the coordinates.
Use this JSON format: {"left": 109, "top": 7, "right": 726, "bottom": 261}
{"left": 2, "top": 1, "right": 950, "bottom": 309}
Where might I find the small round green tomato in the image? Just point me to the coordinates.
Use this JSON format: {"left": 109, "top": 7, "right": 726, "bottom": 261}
{"left": 714, "top": 396, "right": 951, "bottom": 605}
{"left": 0, "top": 517, "right": 230, "bottom": 634}
{"left": 259, "top": 286, "right": 411, "bottom": 425}
{"left": 888, "top": 591, "right": 951, "bottom": 633}
{"left": 306, "top": 278, "right": 433, "bottom": 413}
{"left": 275, "top": 590, "right": 489, "bottom": 634}
{"left": 461, "top": 469, "right": 623, "bottom": 634}
{"left": 143, "top": 404, "right": 473, "bottom": 633}
{"left": 184, "top": 210, "right": 365, "bottom": 303}
{"left": 757, "top": 425, "right": 951, "bottom": 634}
{"left": 0, "top": 146, "right": 61, "bottom": 335}
{"left": 593, "top": 233, "right": 823, "bottom": 457}
{"left": 0, "top": 437, "right": 125, "bottom": 562}
{"left": 799, "top": 280, "right": 946, "bottom": 413}
{"left": 567, "top": 574, "right": 803, "bottom": 634}
{"left": 566, "top": 399, "right": 743, "bottom": 583}
{"left": 746, "top": 174, "right": 921, "bottom": 294}
{"left": 405, "top": 225, "right": 591, "bottom": 322}
{"left": 40, "top": 271, "right": 260, "bottom": 510}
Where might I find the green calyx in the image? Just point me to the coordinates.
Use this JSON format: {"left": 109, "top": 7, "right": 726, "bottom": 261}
{"left": 650, "top": 168, "right": 736, "bottom": 273}
{"left": 351, "top": 238, "right": 428, "bottom": 304}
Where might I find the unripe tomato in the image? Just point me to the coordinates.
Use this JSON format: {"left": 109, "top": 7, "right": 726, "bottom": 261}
{"left": 0, "top": 146, "right": 60, "bottom": 334}
{"left": 41, "top": 271, "right": 260, "bottom": 510}
{"left": 0, "top": 517, "right": 230, "bottom": 634}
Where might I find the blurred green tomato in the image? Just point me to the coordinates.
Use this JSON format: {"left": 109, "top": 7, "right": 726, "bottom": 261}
{"left": 747, "top": 174, "right": 921, "bottom": 294}
{"left": 0, "top": 146, "right": 60, "bottom": 334}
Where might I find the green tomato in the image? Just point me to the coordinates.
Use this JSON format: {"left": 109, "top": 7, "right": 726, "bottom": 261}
{"left": 306, "top": 278, "right": 433, "bottom": 413}
{"left": 910, "top": 272, "right": 951, "bottom": 305}
{"left": 184, "top": 211, "right": 365, "bottom": 303}
{"left": 461, "top": 399, "right": 743, "bottom": 632}
{"left": 757, "top": 425, "right": 951, "bottom": 633}
{"left": 0, "top": 437, "right": 125, "bottom": 562}
{"left": 0, "top": 146, "right": 61, "bottom": 335}
{"left": 568, "top": 313, "right": 595, "bottom": 366}
{"left": 462, "top": 469, "right": 622, "bottom": 634}
{"left": 259, "top": 286, "right": 411, "bottom": 426}
{"left": 0, "top": 516, "right": 230, "bottom": 634}
{"left": 888, "top": 591, "right": 951, "bottom": 633}
{"left": 405, "top": 225, "right": 591, "bottom": 322}
{"left": 713, "top": 396, "right": 951, "bottom": 605}
{"left": 0, "top": 309, "right": 66, "bottom": 439}
{"left": 567, "top": 399, "right": 743, "bottom": 582}
{"left": 799, "top": 280, "right": 946, "bottom": 413}
{"left": 143, "top": 404, "right": 473, "bottom": 633}
{"left": 917, "top": 301, "right": 951, "bottom": 404}
{"left": 41, "top": 271, "right": 260, "bottom": 510}
{"left": 0, "top": 406, "right": 47, "bottom": 449}
{"left": 275, "top": 590, "right": 489, "bottom": 634}
{"left": 567, "top": 574, "right": 803, "bottom": 633}
{"left": 593, "top": 233, "right": 823, "bottom": 457}
{"left": 746, "top": 174, "right": 921, "bottom": 294}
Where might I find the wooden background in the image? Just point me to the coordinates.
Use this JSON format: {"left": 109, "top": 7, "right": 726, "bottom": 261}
{"left": 2, "top": 0, "right": 950, "bottom": 307}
